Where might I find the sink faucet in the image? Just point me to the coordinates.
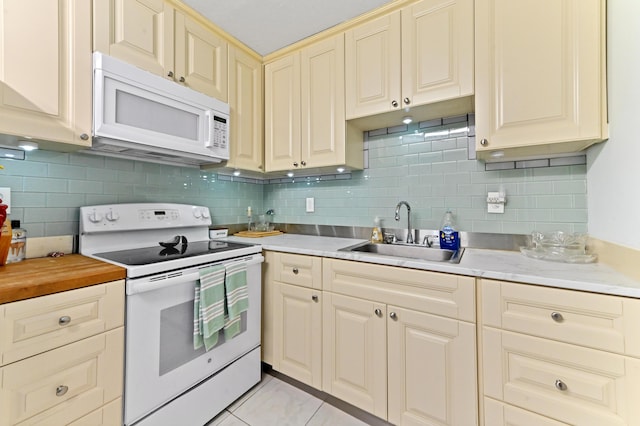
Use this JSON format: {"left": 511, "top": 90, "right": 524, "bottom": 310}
{"left": 394, "top": 201, "right": 414, "bottom": 244}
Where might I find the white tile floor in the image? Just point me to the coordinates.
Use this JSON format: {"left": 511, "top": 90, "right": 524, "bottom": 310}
{"left": 206, "top": 373, "right": 388, "bottom": 426}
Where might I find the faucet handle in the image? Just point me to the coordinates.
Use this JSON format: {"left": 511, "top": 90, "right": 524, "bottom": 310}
{"left": 384, "top": 233, "right": 396, "bottom": 244}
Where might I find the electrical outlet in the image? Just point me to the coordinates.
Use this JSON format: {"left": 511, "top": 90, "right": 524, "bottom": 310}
{"left": 305, "top": 197, "right": 315, "bottom": 213}
{"left": 0, "top": 187, "right": 10, "bottom": 214}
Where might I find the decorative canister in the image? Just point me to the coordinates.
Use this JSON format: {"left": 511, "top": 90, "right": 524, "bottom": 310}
{"left": 7, "top": 220, "right": 26, "bottom": 263}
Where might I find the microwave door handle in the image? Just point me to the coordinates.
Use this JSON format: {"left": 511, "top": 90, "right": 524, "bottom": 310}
{"left": 204, "top": 111, "right": 213, "bottom": 148}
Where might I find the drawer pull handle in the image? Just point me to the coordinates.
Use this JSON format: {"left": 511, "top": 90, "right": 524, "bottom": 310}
{"left": 292, "top": 267, "right": 299, "bottom": 274}
{"left": 58, "top": 316, "right": 71, "bottom": 326}
{"left": 312, "top": 295, "right": 319, "bottom": 302}
{"left": 389, "top": 312, "right": 398, "bottom": 320}
{"left": 56, "top": 385, "right": 69, "bottom": 397}
{"left": 374, "top": 308, "right": 382, "bottom": 317}
{"left": 551, "top": 312, "right": 564, "bottom": 322}
{"left": 555, "top": 379, "right": 568, "bottom": 391}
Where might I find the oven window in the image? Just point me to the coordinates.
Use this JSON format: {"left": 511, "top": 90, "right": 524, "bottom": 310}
{"left": 158, "top": 301, "right": 247, "bottom": 376}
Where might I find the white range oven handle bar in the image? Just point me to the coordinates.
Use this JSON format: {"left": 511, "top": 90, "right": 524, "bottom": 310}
{"left": 127, "top": 255, "right": 264, "bottom": 296}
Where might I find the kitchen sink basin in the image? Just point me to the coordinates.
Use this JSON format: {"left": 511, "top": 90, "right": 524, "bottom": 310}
{"left": 339, "top": 242, "right": 464, "bottom": 264}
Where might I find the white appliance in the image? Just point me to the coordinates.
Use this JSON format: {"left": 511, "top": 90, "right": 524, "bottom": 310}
{"left": 79, "top": 203, "right": 262, "bottom": 426}
{"left": 89, "top": 52, "right": 230, "bottom": 167}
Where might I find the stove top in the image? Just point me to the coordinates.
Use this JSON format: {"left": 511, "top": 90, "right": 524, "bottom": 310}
{"left": 92, "top": 240, "right": 254, "bottom": 266}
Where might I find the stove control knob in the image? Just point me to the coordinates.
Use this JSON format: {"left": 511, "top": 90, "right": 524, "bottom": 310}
{"left": 106, "top": 210, "right": 119, "bottom": 222}
{"left": 193, "top": 209, "right": 202, "bottom": 219}
{"left": 201, "top": 209, "right": 210, "bottom": 219}
{"left": 88, "top": 210, "right": 103, "bottom": 223}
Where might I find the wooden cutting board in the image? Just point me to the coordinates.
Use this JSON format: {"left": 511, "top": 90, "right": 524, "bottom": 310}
{"left": 234, "top": 230, "right": 283, "bottom": 238}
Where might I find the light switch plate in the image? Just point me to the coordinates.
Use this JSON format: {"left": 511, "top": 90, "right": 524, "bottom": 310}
{"left": 0, "top": 187, "right": 10, "bottom": 214}
{"left": 306, "top": 197, "right": 315, "bottom": 213}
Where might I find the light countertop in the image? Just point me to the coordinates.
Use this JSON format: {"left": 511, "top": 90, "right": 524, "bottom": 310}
{"left": 226, "top": 233, "right": 640, "bottom": 298}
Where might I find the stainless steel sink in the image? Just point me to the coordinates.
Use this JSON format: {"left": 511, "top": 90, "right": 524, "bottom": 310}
{"left": 339, "top": 242, "right": 464, "bottom": 264}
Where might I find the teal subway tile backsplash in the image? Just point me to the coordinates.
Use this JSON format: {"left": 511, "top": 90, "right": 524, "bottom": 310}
{"left": 1, "top": 114, "right": 588, "bottom": 238}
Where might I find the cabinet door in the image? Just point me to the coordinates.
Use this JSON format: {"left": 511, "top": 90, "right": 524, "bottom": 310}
{"left": 401, "top": 0, "right": 474, "bottom": 107}
{"left": 388, "top": 306, "right": 477, "bottom": 426}
{"left": 265, "top": 54, "right": 301, "bottom": 172}
{"left": 227, "top": 46, "right": 264, "bottom": 172}
{"left": 322, "top": 292, "right": 387, "bottom": 419}
{"left": 0, "top": 0, "right": 91, "bottom": 147}
{"left": 345, "top": 11, "right": 401, "bottom": 119}
{"left": 173, "top": 8, "right": 228, "bottom": 101}
{"left": 301, "top": 34, "right": 346, "bottom": 168}
{"left": 274, "top": 283, "right": 322, "bottom": 389}
{"left": 68, "top": 398, "right": 122, "bottom": 426}
{"left": 475, "top": 0, "right": 605, "bottom": 156}
{"left": 93, "top": 0, "right": 171, "bottom": 77}
{"left": 484, "top": 398, "right": 568, "bottom": 426}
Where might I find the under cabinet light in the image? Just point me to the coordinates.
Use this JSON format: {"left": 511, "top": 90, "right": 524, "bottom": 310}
{"left": 18, "top": 141, "right": 39, "bottom": 151}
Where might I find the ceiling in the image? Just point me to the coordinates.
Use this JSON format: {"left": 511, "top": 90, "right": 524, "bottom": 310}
{"left": 181, "top": 0, "right": 394, "bottom": 56}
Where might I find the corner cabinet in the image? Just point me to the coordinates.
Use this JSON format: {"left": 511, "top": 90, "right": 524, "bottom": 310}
{"left": 0, "top": 280, "right": 125, "bottom": 426}
{"left": 323, "top": 258, "right": 478, "bottom": 425}
{"left": 226, "top": 46, "right": 264, "bottom": 172}
{"left": 94, "top": 0, "right": 228, "bottom": 101}
{"left": 264, "top": 34, "right": 363, "bottom": 173}
{"left": 345, "top": 0, "right": 474, "bottom": 119}
{"left": 0, "top": 0, "right": 92, "bottom": 148}
{"left": 475, "top": 0, "right": 607, "bottom": 160}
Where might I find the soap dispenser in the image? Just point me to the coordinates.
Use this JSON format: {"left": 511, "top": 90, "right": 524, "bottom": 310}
{"left": 439, "top": 209, "right": 460, "bottom": 250}
{"left": 371, "top": 217, "right": 383, "bottom": 244}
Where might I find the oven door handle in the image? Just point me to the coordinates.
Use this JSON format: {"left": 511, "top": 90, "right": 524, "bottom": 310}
{"left": 127, "top": 255, "right": 264, "bottom": 295}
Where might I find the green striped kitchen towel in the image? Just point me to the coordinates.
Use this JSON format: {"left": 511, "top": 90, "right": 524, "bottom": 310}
{"left": 223, "top": 261, "right": 249, "bottom": 340}
{"left": 194, "top": 264, "right": 226, "bottom": 350}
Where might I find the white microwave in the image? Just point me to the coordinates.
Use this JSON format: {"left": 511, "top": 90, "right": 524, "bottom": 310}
{"left": 89, "top": 52, "right": 229, "bottom": 167}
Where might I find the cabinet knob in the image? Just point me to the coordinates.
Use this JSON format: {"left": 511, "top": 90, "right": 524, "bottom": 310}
{"left": 403, "top": 97, "right": 411, "bottom": 105}
{"left": 374, "top": 308, "right": 382, "bottom": 317}
{"left": 312, "top": 295, "right": 319, "bottom": 302}
{"left": 167, "top": 71, "right": 174, "bottom": 78}
{"left": 554, "top": 379, "right": 568, "bottom": 391}
{"left": 179, "top": 76, "right": 186, "bottom": 83}
{"left": 80, "top": 133, "right": 89, "bottom": 141}
{"left": 391, "top": 100, "right": 399, "bottom": 108}
{"left": 551, "top": 312, "right": 564, "bottom": 322}
{"left": 292, "top": 267, "right": 299, "bottom": 274}
{"left": 58, "top": 316, "right": 71, "bottom": 326}
{"left": 56, "top": 385, "right": 69, "bottom": 397}
{"left": 293, "top": 162, "right": 299, "bottom": 167}
{"left": 480, "top": 138, "right": 488, "bottom": 146}
{"left": 301, "top": 161, "right": 306, "bottom": 166}
{"left": 389, "top": 312, "right": 397, "bottom": 320}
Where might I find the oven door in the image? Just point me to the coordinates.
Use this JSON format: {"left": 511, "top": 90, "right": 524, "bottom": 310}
{"left": 123, "top": 254, "right": 262, "bottom": 425}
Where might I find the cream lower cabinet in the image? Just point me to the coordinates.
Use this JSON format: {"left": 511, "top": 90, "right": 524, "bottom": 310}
{"left": 474, "top": 0, "right": 607, "bottom": 160}
{"left": 480, "top": 279, "right": 640, "bottom": 425}
{"left": 0, "top": 0, "right": 92, "bottom": 148}
{"left": 264, "top": 252, "right": 323, "bottom": 389}
{"left": 323, "top": 258, "right": 477, "bottom": 425}
{"left": 0, "top": 280, "right": 125, "bottom": 426}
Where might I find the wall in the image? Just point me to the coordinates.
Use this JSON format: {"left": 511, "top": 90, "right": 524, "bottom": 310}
{"left": 0, "top": 150, "right": 263, "bottom": 238}
{"left": 587, "top": 0, "right": 640, "bottom": 250}
{"left": 265, "top": 116, "right": 588, "bottom": 235}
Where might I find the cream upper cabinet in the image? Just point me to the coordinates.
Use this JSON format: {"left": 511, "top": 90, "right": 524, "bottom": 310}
{"left": 226, "top": 46, "right": 264, "bottom": 172}
{"left": 475, "top": 0, "right": 607, "bottom": 160}
{"left": 345, "top": 0, "right": 474, "bottom": 120}
{"left": 265, "top": 54, "right": 301, "bottom": 172}
{"left": 0, "top": 0, "right": 92, "bottom": 148}
{"left": 265, "top": 34, "right": 363, "bottom": 173}
{"left": 94, "top": 0, "right": 228, "bottom": 101}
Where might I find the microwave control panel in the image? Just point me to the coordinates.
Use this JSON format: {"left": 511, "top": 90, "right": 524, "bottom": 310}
{"left": 210, "top": 115, "right": 228, "bottom": 150}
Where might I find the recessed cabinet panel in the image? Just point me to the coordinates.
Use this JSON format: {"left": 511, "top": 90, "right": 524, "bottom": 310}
{"left": 93, "top": 0, "right": 169, "bottom": 76}
{"left": 484, "top": 398, "right": 568, "bottom": 426}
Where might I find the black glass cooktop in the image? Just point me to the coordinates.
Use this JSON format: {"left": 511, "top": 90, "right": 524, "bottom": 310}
{"left": 93, "top": 240, "right": 254, "bottom": 266}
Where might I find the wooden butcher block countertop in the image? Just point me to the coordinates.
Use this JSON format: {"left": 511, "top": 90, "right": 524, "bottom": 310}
{"left": 0, "top": 254, "right": 126, "bottom": 304}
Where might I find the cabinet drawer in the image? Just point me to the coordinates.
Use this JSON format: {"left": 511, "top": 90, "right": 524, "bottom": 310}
{"left": 483, "top": 328, "right": 640, "bottom": 426}
{"left": 0, "top": 280, "right": 124, "bottom": 366}
{"left": 0, "top": 327, "right": 124, "bottom": 426}
{"left": 272, "top": 253, "right": 322, "bottom": 289}
{"left": 68, "top": 397, "right": 121, "bottom": 426}
{"left": 484, "top": 398, "right": 568, "bottom": 426}
{"left": 481, "top": 279, "right": 640, "bottom": 357}
{"left": 323, "top": 258, "right": 475, "bottom": 322}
